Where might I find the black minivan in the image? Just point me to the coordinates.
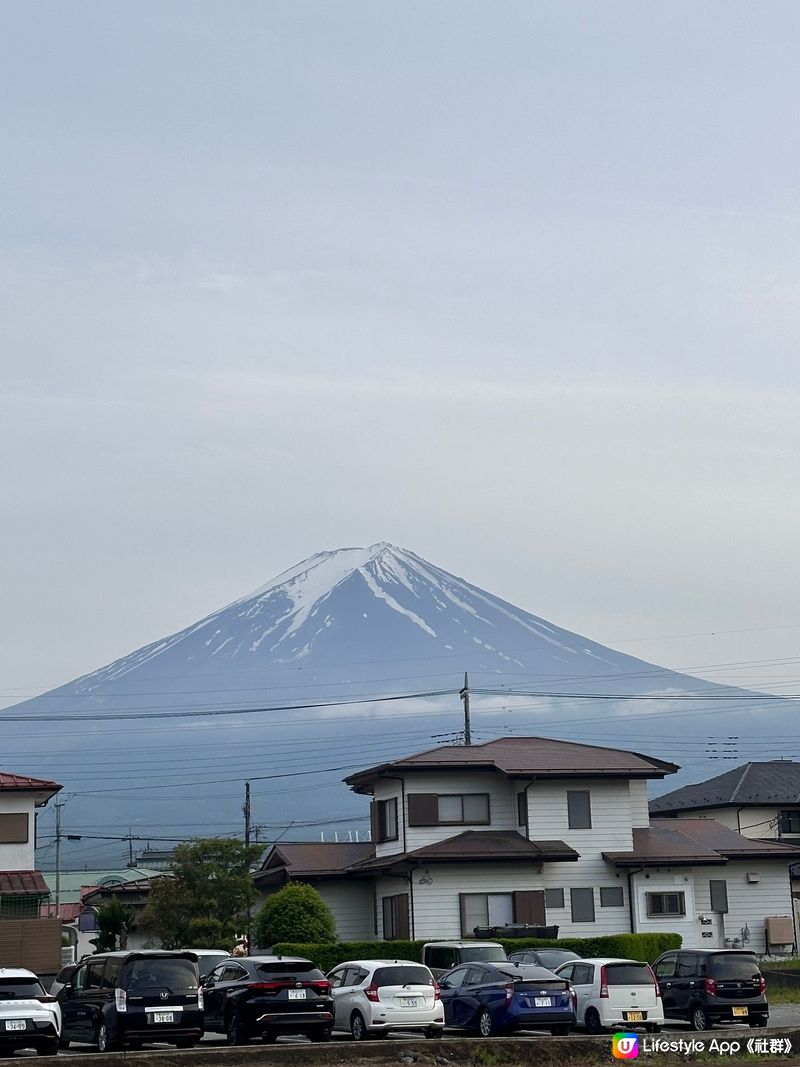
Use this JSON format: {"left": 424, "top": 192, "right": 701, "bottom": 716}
{"left": 653, "top": 949, "right": 768, "bottom": 1030}
{"left": 57, "top": 951, "right": 204, "bottom": 1052}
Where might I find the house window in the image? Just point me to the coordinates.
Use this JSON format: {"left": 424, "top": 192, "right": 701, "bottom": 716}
{"left": 545, "top": 888, "right": 565, "bottom": 909}
{"left": 0, "top": 813, "right": 29, "bottom": 844}
{"left": 645, "top": 891, "right": 686, "bottom": 917}
{"left": 570, "top": 887, "right": 595, "bottom": 922}
{"left": 600, "top": 886, "right": 624, "bottom": 907}
{"left": 407, "top": 793, "right": 490, "bottom": 826}
{"left": 517, "top": 791, "right": 527, "bottom": 826}
{"left": 709, "top": 880, "right": 729, "bottom": 913}
{"left": 459, "top": 890, "right": 545, "bottom": 935}
{"left": 371, "top": 797, "right": 399, "bottom": 843}
{"left": 567, "top": 790, "right": 592, "bottom": 829}
{"left": 382, "top": 894, "right": 409, "bottom": 939}
{"left": 779, "top": 810, "right": 800, "bottom": 835}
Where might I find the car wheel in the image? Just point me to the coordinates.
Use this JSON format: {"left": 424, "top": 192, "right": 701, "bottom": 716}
{"left": 58, "top": 1037, "right": 70, "bottom": 1050}
{"left": 350, "top": 1012, "right": 369, "bottom": 1041}
{"left": 646, "top": 1024, "right": 661, "bottom": 1034}
{"left": 749, "top": 1017, "right": 767, "bottom": 1028}
{"left": 97, "top": 1021, "right": 119, "bottom": 1053}
{"left": 308, "top": 1027, "right": 333, "bottom": 1042}
{"left": 690, "top": 1005, "right": 711, "bottom": 1031}
{"left": 226, "top": 1010, "right": 250, "bottom": 1045}
{"left": 36, "top": 1038, "right": 60, "bottom": 1057}
{"left": 261, "top": 1031, "right": 277, "bottom": 1043}
{"left": 584, "top": 1007, "right": 603, "bottom": 1035}
{"left": 477, "top": 1008, "right": 494, "bottom": 1037}
{"left": 549, "top": 1025, "right": 572, "bottom": 1036}
{"left": 425, "top": 1028, "right": 443, "bottom": 1039}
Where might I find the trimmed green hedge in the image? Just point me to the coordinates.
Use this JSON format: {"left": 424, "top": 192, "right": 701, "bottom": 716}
{"left": 272, "top": 932, "right": 682, "bottom": 973}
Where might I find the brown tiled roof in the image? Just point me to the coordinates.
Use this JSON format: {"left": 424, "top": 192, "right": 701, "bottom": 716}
{"left": 0, "top": 871, "right": 51, "bottom": 896}
{"left": 349, "top": 830, "right": 579, "bottom": 872}
{"left": 82, "top": 876, "right": 168, "bottom": 904}
{"left": 253, "top": 842, "right": 375, "bottom": 887}
{"left": 345, "top": 737, "right": 677, "bottom": 794}
{"left": 604, "top": 819, "right": 800, "bottom": 868}
{"left": 651, "top": 762, "right": 800, "bottom": 814}
{"left": 0, "top": 772, "right": 61, "bottom": 799}
{"left": 41, "top": 902, "right": 82, "bottom": 921}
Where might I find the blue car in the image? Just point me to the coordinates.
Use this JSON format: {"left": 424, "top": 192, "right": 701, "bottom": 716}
{"left": 438, "top": 961, "right": 576, "bottom": 1036}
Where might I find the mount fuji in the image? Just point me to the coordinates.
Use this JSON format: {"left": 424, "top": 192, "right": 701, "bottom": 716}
{"left": 8, "top": 543, "right": 792, "bottom": 865}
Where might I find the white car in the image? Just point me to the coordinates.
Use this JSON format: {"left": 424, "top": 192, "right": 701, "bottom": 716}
{"left": 554, "top": 957, "right": 664, "bottom": 1034}
{"left": 0, "top": 967, "right": 61, "bottom": 1057}
{"left": 327, "top": 959, "right": 445, "bottom": 1040}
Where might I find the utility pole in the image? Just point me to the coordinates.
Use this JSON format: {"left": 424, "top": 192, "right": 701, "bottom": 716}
{"left": 459, "top": 672, "right": 472, "bottom": 746}
{"left": 54, "top": 802, "right": 64, "bottom": 918}
{"left": 243, "top": 781, "right": 252, "bottom": 947}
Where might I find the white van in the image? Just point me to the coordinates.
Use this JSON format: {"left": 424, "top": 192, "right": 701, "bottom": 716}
{"left": 554, "top": 957, "right": 663, "bottom": 1033}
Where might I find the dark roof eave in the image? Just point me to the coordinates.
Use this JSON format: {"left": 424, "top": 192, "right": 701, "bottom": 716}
{"left": 604, "top": 853, "right": 728, "bottom": 868}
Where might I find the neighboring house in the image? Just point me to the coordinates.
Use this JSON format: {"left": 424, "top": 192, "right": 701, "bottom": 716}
{"left": 80, "top": 874, "right": 170, "bottom": 952}
{"left": 650, "top": 760, "right": 800, "bottom": 945}
{"left": 253, "top": 738, "right": 800, "bottom": 955}
{"left": 0, "top": 771, "right": 63, "bottom": 972}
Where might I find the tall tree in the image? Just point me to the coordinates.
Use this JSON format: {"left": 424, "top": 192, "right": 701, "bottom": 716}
{"left": 91, "top": 897, "right": 135, "bottom": 952}
{"left": 140, "top": 839, "right": 262, "bottom": 949}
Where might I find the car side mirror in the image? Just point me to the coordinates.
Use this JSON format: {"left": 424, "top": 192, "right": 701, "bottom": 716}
{"left": 438, "top": 979, "right": 450, "bottom": 990}
{"left": 204, "top": 978, "right": 215, "bottom": 988}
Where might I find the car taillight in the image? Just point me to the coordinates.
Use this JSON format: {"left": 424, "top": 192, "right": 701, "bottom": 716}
{"left": 115, "top": 988, "right": 127, "bottom": 1013}
{"left": 433, "top": 982, "right": 441, "bottom": 1002}
{"left": 568, "top": 984, "right": 577, "bottom": 1007}
{"left": 704, "top": 977, "right": 717, "bottom": 996}
{"left": 758, "top": 976, "right": 766, "bottom": 995}
{"left": 365, "top": 984, "right": 380, "bottom": 1003}
{"left": 599, "top": 966, "right": 609, "bottom": 998}
{"left": 308, "top": 981, "right": 331, "bottom": 995}
{"left": 648, "top": 965, "right": 661, "bottom": 998}
{"left": 36, "top": 996, "right": 57, "bottom": 1004}
{"left": 251, "top": 981, "right": 287, "bottom": 991}
{"left": 197, "top": 986, "right": 204, "bottom": 1010}
{"left": 504, "top": 982, "right": 513, "bottom": 1007}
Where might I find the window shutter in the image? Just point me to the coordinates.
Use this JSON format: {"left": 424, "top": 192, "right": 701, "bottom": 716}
{"left": 407, "top": 793, "right": 439, "bottom": 826}
{"left": 459, "top": 894, "right": 469, "bottom": 937}
{"left": 0, "top": 813, "right": 29, "bottom": 844}
{"left": 370, "top": 801, "right": 380, "bottom": 842}
{"left": 393, "top": 895, "right": 410, "bottom": 939}
{"left": 709, "top": 879, "right": 729, "bottom": 913}
{"left": 513, "top": 890, "right": 546, "bottom": 926}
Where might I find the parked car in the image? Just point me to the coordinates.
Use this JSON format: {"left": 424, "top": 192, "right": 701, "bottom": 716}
{"left": 652, "top": 949, "right": 768, "bottom": 1030}
{"left": 554, "top": 957, "right": 664, "bottom": 1034}
{"left": 202, "top": 956, "right": 333, "bottom": 1044}
{"left": 0, "top": 967, "right": 61, "bottom": 1057}
{"left": 49, "top": 963, "right": 77, "bottom": 998}
{"left": 327, "top": 959, "right": 444, "bottom": 1040}
{"left": 422, "top": 941, "right": 507, "bottom": 979}
{"left": 438, "top": 961, "right": 576, "bottom": 1036}
{"left": 508, "top": 949, "right": 580, "bottom": 970}
{"left": 182, "top": 950, "right": 229, "bottom": 982}
{"left": 57, "top": 950, "right": 203, "bottom": 1052}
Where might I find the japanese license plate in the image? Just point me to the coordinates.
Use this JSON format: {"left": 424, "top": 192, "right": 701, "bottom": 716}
{"left": 288, "top": 989, "right": 306, "bottom": 1000}
{"left": 534, "top": 997, "right": 552, "bottom": 1007}
{"left": 151, "top": 1012, "right": 175, "bottom": 1024}
{"left": 401, "top": 997, "right": 419, "bottom": 1007}
{"left": 4, "top": 1021, "right": 26, "bottom": 1031}
{"left": 733, "top": 1006, "right": 748, "bottom": 1017}
{"left": 625, "top": 1011, "right": 644, "bottom": 1022}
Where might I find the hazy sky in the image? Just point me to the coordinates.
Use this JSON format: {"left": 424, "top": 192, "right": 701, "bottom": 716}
{"left": 3, "top": 1, "right": 800, "bottom": 708}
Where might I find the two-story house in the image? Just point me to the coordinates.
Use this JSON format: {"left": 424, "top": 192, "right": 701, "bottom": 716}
{"left": 254, "top": 737, "right": 800, "bottom": 954}
{"left": 0, "top": 772, "right": 61, "bottom": 917}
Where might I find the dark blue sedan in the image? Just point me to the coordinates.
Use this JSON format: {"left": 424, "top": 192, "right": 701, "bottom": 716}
{"left": 438, "top": 962, "right": 576, "bottom": 1036}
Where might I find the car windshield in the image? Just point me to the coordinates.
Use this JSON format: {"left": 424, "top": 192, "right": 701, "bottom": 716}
{"left": 460, "top": 947, "right": 507, "bottom": 962}
{"left": 0, "top": 978, "right": 45, "bottom": 999}
{"left": 605, "top": 963, "right": 654, "bottom": 985}
{"left": 255, "top": 962, "right": 324, "bottom": 980}
{"left": 709, "top": 955, "right": 761, "bottom": 980}
{"left": 536, "top": 951, "right": 578, "bottom": 968}
{"left": 126, "top": 958, "right": 198, "bottom": 991}
{"left": 373, "top": 966, "right": 433, "bottom": 987}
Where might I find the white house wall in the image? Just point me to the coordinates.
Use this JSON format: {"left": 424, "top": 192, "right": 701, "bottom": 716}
{"left": 525, "top": 778, "right": 634, "bottom": 852}
{"left": 671, "top": 807, "right": 779, "bottom": 838}
{"left": 629, "top": 781, "right": 651, "bottom": 829}
{"left": 317, "top": 880, "right": 375, "bottom": 942}
{"left": 0, "top": 794, "right": 36, "bottom": 870}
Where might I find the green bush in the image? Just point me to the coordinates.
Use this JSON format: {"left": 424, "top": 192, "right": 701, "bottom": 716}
{"left": 255, "top": 883, "right": 336, "bottom": 948}
{"left": 272, "top": 932, "right": 681, "bottom": 972}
